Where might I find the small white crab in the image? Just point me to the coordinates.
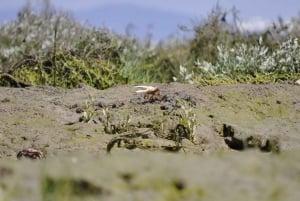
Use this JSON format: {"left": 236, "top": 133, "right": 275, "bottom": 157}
{"left": 134, "top": 85, "right": 161, "bottom": 102}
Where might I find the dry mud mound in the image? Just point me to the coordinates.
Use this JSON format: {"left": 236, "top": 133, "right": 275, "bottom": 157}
{"left": 0, "top": 83, "right": 299, "bottom": 156}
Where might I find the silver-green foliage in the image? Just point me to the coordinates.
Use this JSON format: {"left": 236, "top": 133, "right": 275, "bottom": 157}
{"left": 172, "top": 65, "right": 194, "bottom": 84}
{"left": 269, "top": 38, "right": 300, "bottom": 73}
{"left": 200, "top": 38, "right": 299, "bottom": 77}
{"left": 0, "top": 1, "right": 120, "bottom": 72}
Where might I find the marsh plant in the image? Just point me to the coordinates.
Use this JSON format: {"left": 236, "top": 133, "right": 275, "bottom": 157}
{"left": 179, "top": 100, "right": 197, "bottom": 143}
{"left": 101, "top": 107, "right": 113, "bottom": 133}
{"left": 170, "top": 100, "right": 197, "bottom": 144}
{"left": 101, "top": 107, "right": 132, "bottom": 134}
{"left": 79, "top": 95, "right": 98, "bottom": 123}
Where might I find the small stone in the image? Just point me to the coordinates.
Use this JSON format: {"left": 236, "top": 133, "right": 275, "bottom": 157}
{"left": 76, "top": 107, "right": 84, "bottom": 113}
{"left": 208, "top": 114, "right": 214, "bottom": 118}
{"left": 1, "top": 98, "right": 10, "bottom": 103}
{"left": 160, "top": 105, "right": 169, "bottom": 110}
{"left": 295, "top": 79, "right": 300, "bottom": 85}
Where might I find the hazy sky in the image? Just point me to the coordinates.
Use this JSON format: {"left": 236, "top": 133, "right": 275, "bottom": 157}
{"left": 0, "top": 0, "right": 299, "bottom": 40}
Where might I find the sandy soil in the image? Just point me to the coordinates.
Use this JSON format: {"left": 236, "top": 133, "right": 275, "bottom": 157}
{"left": 0, "top": 83, "right": 299, "bottom": 200}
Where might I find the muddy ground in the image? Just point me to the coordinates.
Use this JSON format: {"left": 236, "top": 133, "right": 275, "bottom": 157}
{"left": 0, "top": 83, "right": 299, "bottom": 200}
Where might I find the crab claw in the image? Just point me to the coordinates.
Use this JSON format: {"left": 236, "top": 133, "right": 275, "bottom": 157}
{"left": 134, "top": 86, "right": 158, "bottom": 94}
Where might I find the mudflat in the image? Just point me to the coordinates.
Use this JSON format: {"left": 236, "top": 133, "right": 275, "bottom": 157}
{"left": 0, "top": 83, "right": 299, "bottom": 200}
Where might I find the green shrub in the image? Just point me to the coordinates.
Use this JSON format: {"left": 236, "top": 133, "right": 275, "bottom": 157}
{"left": 11, "top": 51, "right": 127, "bottom": 89}
{"left": 191, "top": 37, "right": 300, "bottom": 85}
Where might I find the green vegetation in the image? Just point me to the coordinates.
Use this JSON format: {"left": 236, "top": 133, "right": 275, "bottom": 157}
{"left": 79, "top": 95, "right": 98, "bottom": 123}
{"left": 103, "top": 100, "right": 198, "bottom": 153}
{"left": 101, "top": 107, "right": 132, "bottom": 134}
{"left": 0, "top": 1, "right": 299, "bottom": 89}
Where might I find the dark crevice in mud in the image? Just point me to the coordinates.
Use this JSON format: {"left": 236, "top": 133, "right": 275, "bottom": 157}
{"left": 222, "top": 124, "right": 244, "bottom": 150}
{"left": 221, "top": 124, "right": 280, "bottom": 153}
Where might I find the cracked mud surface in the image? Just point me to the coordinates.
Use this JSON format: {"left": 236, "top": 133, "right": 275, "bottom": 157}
{"left": 0, "top": 83, "right": 299, "bottom": 200}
